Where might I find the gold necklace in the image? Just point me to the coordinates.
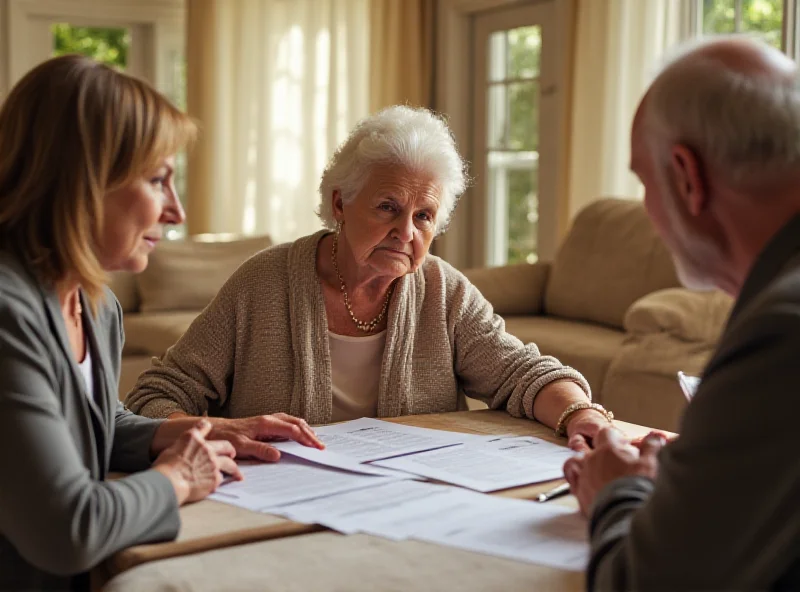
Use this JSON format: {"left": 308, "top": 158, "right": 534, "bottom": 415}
{"left": 331, "top": 230, "right": 393, "bottom": 333}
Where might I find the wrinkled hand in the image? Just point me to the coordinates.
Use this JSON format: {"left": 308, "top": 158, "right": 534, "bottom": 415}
{"left": 566, "top": 409, "right": 615, "bottom": 452}
{"left": 154, "top": 419, "right": 242, "bottom": 505}
{"left": 629, "top": 430, "right": 676, "bottom": 449}
{"left": 563, "top": 428, "right": 665, "bottom": 516}
{"left": 209, "top": 413, "right": 325, "bottom": 462}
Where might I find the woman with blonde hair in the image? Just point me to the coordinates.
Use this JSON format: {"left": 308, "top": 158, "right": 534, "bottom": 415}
{"left": 0, "top": 55, "right": 320, "bottom": 591}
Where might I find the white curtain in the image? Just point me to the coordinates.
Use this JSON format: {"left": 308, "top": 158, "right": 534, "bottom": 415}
{"left": 186, "top": 0, "right": 369, "bottom": 242}
{"left": 566, "top": 0, "right": 682, "bottom": 219}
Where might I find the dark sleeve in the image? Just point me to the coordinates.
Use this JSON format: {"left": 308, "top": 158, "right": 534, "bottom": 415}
{"left": 111, "top": 399, "right": 166, "bottom": 472}
{"left": 107, "top": 296, "right": 168, "bottom": 472}
{"left": 0, "top": 299, "right": 180, "bottom": 576}
{"left": 587, "top": 308, "right": 800, "bottom": 590}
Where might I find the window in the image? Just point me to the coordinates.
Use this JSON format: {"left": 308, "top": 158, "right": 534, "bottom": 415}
{"left": 52, "top": 24, "right": 130, "bottom": 69}
{"left": 688, "top": 0, "right": 793, "bottom": 55}
{"left": 50, "top": 23, "right": 188, "bottom": 239}
{"left": 7, "top": 2, "right": 186, "bottom": 236}
{"left": 472, "top": 2, "right": 557, "bottom": 267}
{"left": 486, "top": 26, "right": 541, "bottom": 265}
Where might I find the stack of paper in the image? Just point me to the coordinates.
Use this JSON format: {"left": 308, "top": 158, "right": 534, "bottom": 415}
{"left": 210, "top": 418, "right": 587, "bottom": 571}
{"left": 209, "top": 456, "right": 402, "bottom": 511}
{"left": 272, "top": 417, "right": 484, "bottom": 466}
{"left": 373, "top": 436, "right": 573, "bottom": 492}
{"left": 265, "top": 479, "right": 588, "bottom": 571}
{"left": 267, "top": 480, "right": 455, "bottom": 536}
{"left": 272, "top": 418, "right": 572, "bottom": 491}
{"left": 414, "top": 493, "right": 588, "bottom": 571}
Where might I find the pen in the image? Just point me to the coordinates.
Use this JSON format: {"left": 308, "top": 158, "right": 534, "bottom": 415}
{"left": 536, "top": 482, "right": 570, "bottom": 503}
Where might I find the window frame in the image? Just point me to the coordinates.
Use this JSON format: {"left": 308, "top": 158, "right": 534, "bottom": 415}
{"left": 432, "top": 0, "right": 573, "bottom": 270}
{"left": 5, "top": 0, "right": 184, "bottom": 96}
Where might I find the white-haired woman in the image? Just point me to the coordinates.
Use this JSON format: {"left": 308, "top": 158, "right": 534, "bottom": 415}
{"left": 126, "top": 106, "right": 613, "bottom": 450}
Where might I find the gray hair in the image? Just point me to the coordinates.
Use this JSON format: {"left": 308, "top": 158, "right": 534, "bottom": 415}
{"left": 317, "top": 105, "right": 469, "bottom": 235}
{"left": 644, "top": 35, "right": 800, "bottom": 186}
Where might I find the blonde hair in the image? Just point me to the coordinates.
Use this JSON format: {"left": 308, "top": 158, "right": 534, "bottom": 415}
{"left": 0, "top": 54, "right": 197, "bottom": 310}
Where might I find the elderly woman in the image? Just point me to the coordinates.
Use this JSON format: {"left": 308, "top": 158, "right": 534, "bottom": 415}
{"left": 127, "top": 106, "right": 613, "bottom": 448}
{"left": 0, "top": 55, "right": 320, "bottom": 591}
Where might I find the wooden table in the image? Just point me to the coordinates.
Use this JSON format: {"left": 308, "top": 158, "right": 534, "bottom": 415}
{"left": 93, "top": 410, "right": 657, "bottom": 591}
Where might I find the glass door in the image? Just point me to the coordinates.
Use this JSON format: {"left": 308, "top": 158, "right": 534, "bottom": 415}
{"left": 472, "top": 2, "right": 557, "bottom": 266}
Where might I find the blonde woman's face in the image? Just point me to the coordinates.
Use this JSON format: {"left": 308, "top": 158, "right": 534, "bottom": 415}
{"left": 99, "top": 156, "right": 185, "bottom": 273}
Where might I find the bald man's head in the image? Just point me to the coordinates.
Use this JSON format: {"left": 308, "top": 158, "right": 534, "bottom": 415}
{"left": 634, "top": 36, "right": 800, "bottom": 191}
{"left": 684, "top": 36, "right": 795, "bottom": 79}
{"left": 631, "top": 36, "right": 800, "bottom": 293}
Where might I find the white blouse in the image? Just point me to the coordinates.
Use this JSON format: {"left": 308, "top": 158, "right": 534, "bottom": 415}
{"left": 77, "top": 338, "right": 94, "bottom": 401}
{"left": 329, "top": 330, "right": 387, "bottom": 422}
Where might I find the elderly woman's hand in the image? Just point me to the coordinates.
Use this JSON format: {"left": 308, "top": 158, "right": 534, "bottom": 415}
{"left": 566, "top": 409, "right": 616, "bottom": 452}
{"left": 208, "top": 413, "right": 325, "bottom": 462}
{"left": 563, "top": 428, "right": 665, "bottom": 516}
{"left": 153, "top": 419, "right": 243, "bottom": 505}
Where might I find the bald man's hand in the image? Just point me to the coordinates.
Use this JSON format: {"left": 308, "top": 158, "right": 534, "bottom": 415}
{"left": 563, "top": 428, "right": 666, "bottom": 516}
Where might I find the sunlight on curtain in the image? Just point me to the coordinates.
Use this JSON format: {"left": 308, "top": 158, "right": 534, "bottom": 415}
{"left": 186, "top": 0, "right": 369, "bottom": 242}
{"left": 566, "top": 0, "right": 681, "bottom": 220}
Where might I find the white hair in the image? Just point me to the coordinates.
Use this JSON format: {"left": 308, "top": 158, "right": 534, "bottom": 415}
{"left": 644, "top": 35, "right": 800, "bottom": 187}
{"left": 317, "top": 105, "right": 469, "bottom": 235}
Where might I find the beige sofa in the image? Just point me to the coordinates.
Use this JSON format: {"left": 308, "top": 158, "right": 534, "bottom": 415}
{"left": 464, "top": 198, "right": 733, "bottom": 431}
{"left": 109, "top": 234, "right": 273, "bottom": 400}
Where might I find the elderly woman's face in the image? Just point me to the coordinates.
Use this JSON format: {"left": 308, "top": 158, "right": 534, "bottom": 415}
{"left": 98, "top": 156, "right": 185, "bottom": 273}
{"left": 335, "top": 164, "right": 440, "bottom": 278}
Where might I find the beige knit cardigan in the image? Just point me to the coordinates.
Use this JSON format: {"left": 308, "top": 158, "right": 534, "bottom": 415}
{"left": 126, "top": 231, "right": 591, "bottom": 425}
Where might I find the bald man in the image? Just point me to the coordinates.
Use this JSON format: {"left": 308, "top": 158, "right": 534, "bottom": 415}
{"left": 563, "top": 37, "right": 800, "bottom": 590}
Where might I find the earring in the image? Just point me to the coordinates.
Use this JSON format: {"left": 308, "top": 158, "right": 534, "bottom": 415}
{"left": 336, "top": 221, "right": 342, "bottom": 235}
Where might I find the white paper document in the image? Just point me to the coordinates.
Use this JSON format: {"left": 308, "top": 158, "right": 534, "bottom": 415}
{"left": 273, "top": 417, "right": 480, "bottom": 464}
{"left": 677, "top": 371, "right": 701, "bottom": 401}
{"left": 372, "top": 436, "right": 574, "bottom": 492}
{"left": 209, "top": 457, "right": 399, "bottom": 511}
{"left": 270, "top": 479, "right": 588, "bottom": 571}
{"left": 268, "top": 480, "right": 455, "bottom": 537}
{"left": 414, "top": 494, "right": 589, "bottom": 572}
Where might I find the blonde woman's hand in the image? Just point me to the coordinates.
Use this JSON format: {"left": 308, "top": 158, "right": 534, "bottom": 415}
{"left": 153, "top": 419, "right": 242, "bottom": 505}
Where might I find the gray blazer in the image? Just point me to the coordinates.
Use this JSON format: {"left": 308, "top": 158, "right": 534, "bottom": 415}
{"left": 587, "top": 215, "right": 800, "bottom": 591}
{"left": 0, "top": 252, "right": 180, "bottom": 591}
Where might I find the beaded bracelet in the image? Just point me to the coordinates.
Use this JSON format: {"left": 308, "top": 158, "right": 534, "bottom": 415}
{"left": 554, "top": 402, "right": 614, "bottom": 437}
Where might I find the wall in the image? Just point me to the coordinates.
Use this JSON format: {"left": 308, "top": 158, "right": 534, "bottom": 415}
{"left": 0, "top": 0, "right": 8, "bottom": 99}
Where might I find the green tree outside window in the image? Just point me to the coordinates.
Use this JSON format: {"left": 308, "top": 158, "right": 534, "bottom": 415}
{"left": 52, "top": 24, "right": 130, "bottom": 69}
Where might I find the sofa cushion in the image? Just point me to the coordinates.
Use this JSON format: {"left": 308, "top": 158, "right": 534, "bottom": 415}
{"left": 601, "top": 330, "right": 717, "bottom": 431}
{"left": 108, "top": 271, "right": 140, "bottom": 313}
{"left": 502, "top": 315, "right": 625, "bottom": 400}
{"left": 122, "top": 311, "right": 200, "bottom": 356}
{"left": 137, "top": 235, "right": 272, "bottom": 313}
{"left": 463, "top": 262, "right": 550, "bottom": 315}
{"left": 119, "top": 355, "right": 155, "bottom": 401}
{"left": 544, "top": 198, "right": 680, "bottom": 329}
{"left": 625, "top": 288, "right": 733, "bottom": 344}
